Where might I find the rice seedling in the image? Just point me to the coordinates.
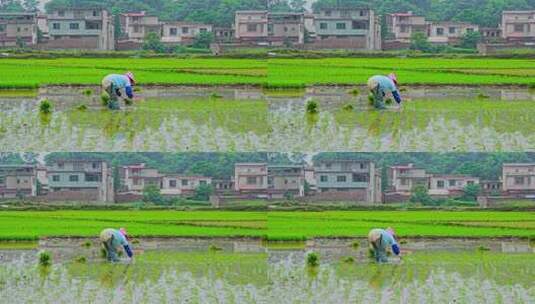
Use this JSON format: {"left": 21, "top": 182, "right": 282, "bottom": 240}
{"left": 81, "top": 89, "right": 93, "bottom": 96}
{"left": 351, "top": 240, "right": 360, "bottom": 249}
{"left": 348, "top": 88, "right": 360, "bottom": 95}
{"left": 38, "top": 250, "right": 51, "bottom": 267}
{"left": 342, "top": 256, "right": 355, "bottom": 263}
{"left": 76, "top": 104, "right": 87, "bottom": 111}
{"left": 74, "top": 256, "right": 87, "bottom": 263}
{"left": 306, "top": 252, "right": 319, "bottom": 267}
{"left": 39, "top": 99, "right": 52, "bottom": 114}
{"left": 208, "top": 244, "right": 223, "bottom": 251}
{"left": 81, "top": 241, "right": 92, "bottom": 248}
{"left": 306, "top": 99, "right": 319, "bottom": 114}
{"left": 100, "top": 93, "right": 110, "bottom": 107}
{"left": 342, "top": 103, "right": 354, "bottom": 111}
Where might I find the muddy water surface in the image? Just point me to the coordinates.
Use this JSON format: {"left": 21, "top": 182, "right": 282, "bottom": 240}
{"left": 1, "top": 86, "right": 534, "bottom": 152}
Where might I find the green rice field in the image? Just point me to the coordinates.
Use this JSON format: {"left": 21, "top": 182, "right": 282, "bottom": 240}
{"left": 1, "top": 57, "right": 535, "bottom": 88}
{"left": 1, "top": 210, "right": 533, "bottom": 241}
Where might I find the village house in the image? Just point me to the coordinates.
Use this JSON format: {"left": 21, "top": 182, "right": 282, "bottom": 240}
{"left": 213, "top": 179, "right": 235, "bottom": 193}
{"left": 386, "top": 12, "right": 428, "bottom": 42}
{"left": 0, "top": 13, "right": 38, "bottom": 47}
{"left": 268, "top": 12, "right": 305, "bottom": 46}
{"left": 427, "top": 21, "right": 478, "bottom": 44}
{"left": 502, "top": 163, "right": 535, "bottom": 194}
{"left": 120, "top": 164, "right": 162, "bottom": 193}
{"left": 213, "top": 27, "right": 235, "bottom": 43}
{"left": 480, "top": 180, "right": 503, "bottom": 194}
{"left": 501, "top": 11, "right": 535, "bottom": 42}
{"left": 312, "top": 8, "right": 381, "bottom": 50}
{"left": 120, "top": 12, "right": 160, "bottom": 43}
{"left": 47, "top": 159, "right": 114, "bottom": 202}
{"left": 161, "top": 21, "right": 212, "bottom": 45}
{"left": 480, "top": 27, "right": 503, "bottom": 42}
{"left": 387, "top": 164, "right": 430, "bottom": 194}
{"left": 234, "top": 11, "right": 269, "bottom": 44}
{"left": 267, "top": 165, "right": 305, "bottom": 198}
{"left": 160, "top": 175, "right": 212, "bottom": 196}
{"left": 234, "top": 163, "right": 268, "bottom": 196}
{"left": 45, "top": 8, "right": 114, "bottom": 50}
{"left": 428, "top": 174, "right": 479, "bottom": 197}
{"left": 0, "top": 165, "right": 37, "bottom": 199}
{"left": 314, "top": 159, "right": 382, "bottom": 204}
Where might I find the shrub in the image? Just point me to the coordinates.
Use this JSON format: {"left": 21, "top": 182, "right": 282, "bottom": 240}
{"left": 142, "top": 32, "right": 167, "bottom": 53}
{"left": 77, "top": 104, "right": 88, "bottom": 111}
{"left": 193, "top": 184, "right": 214, "bottom": 201}
{"left": 461, "top": 184, "right": 481, "bottom": 202}
{"left": 143, "top": 185, "right": 164, "bottom": 205}
{"left": 81, "top": 241, "right": 92, "bottom": 248}
{"left": 39, "top": 99, "right": 52, "bottom": 114}
{"left": 192, "top": 32, "right": 214, "bottom": 49}
{"left": 38, "top": 250, "right": 52, "bottom": 266}
{"left": 306, "top": 252, "right": 319, "bottom": 267}
{"left": 410, "top": 185, "right": 433, "bottom": 205}
{"left": 75, "top": 255, "right": 87, "bottom": 263}
{"left": 82, "top": 89, "right": 93, "bottom": 96}
{"left": 351, "top": 240, "right": 360, "bottom": 249}
{"left": 306, "top": 100, "right": 319, "bottom": 114}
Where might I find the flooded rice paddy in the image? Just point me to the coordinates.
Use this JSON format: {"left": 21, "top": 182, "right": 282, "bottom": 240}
{"left": 0, "top": 86, "right": 535, "bottom": 152}
{"left": 1, "top": 238, "right": 534, "bottom": 303}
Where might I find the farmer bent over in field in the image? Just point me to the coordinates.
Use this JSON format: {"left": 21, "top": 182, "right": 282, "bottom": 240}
{"left": 100, "top": 228, "right": 134, "bottom": 262}
{"left": 367, "top": 73, "right": 402, "bottom": 110}
{"left": 101, "top": 72, "right": 135, "bottom": 110}
{"left": 368, "top": 227, "right": 400, "bottom": 263}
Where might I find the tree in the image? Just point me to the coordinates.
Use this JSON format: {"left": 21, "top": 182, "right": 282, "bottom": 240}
{"left": 410, "top": 32, "right": 432, "bottom": 52}
{"left": 23, "top": 0, "right": 38, "bottom": 11}
{"left": 112, "top": 8, "right": 123, "bottom": 42}
{"left": 410, "top": 185, "right": 433, "bottom": 205}
{"left": 192, "top": 31, "right": 214, "bottom": 49}
{"left": 459, "top": 30, "right": 481, "bottom": 49}
{"left": 462, "top": 184, "right": 481, "bottom": 201}
{"left": 142, "top": 32, "right": 167, "bottom": 53}
{"left": 143, "top": 184, "right": 164, "bottom": 204}
{"left": 193, "top": 184, "right": 213, "bottom": 201}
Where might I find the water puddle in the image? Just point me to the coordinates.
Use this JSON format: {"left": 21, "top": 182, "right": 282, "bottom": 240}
{"left": 0, "top": 86, "right": 534, "bottom": 152}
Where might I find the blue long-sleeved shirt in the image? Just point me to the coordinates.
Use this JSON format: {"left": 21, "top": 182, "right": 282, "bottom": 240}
{"left": 103, "top": 74, "right": 134, "bottom": 98}
{"left": 370, "top": 75, "right": 402, "bottom": 104}
{"left": 381, "top": 230, "right": 400, "bottom": 255}
{"left": 110, "top": 229, "right": 133, "bottom": 257}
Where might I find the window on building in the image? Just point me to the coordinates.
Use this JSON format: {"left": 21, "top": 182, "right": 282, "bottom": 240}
{"left": 360, "top": 163, "right": 367, "bottom": 169}
{"left": 337, "top": 175, "right": 347, "bottom": 182}
{"left": 514, "top": 24, "right": 525, "bottom": 32}
{"left": 200, "top": 180, "right": 207, "bottom": 186}
{"left": 514, "top": 177, "right": 524, "bottom": 185}
{"left": 448, "top": 27, "right": 456, "bottom": 34}
{"left": 92, "top": 10, "right": 98, "bottom": 17}
{"left": 17, "top": 27, "right": 21, "bottom": 32}
{"left": 246, "top": 24, "right": 257, "bottom": 32}
{"left": 320, "top": 23, "right": 328, "bottom": 30}
{"left": 170, "top": 27, "right": 177, "bottom": 36}
{"left": 437, "top": 180, "right": 445, "bottom": 188}
{"left": 73, "top": 163, "right": 84, "bottom": 171}
{"left": 360, "top": 10, "right": 367, "bottom": 17}
{"left": 400, "top": 25, "right": 409, "bottom": 33}
{"left": 284, "top": 26, "right": 288, "bottom": 32}
{"left": 69, "top": 175, "right": 79, "bottom": 182}
{"left": 0, "top": 25, "right": 5, "bottom": 32}
{"left": 320, "top": 175, "right": 328, "bottom": 182}
{"left": 169, "top": 180, "right": 177, "bottom": 188}
{"left": 324, "top": 10, "right": 332, "bottom": 17}
{"left": 449, "top": 180, "right": 456, "bottom": 187}
{"left": 58, "top": 11, "right": 65, "bottom": 17}
{"left": 400, "top": 178, "right": 408, "bottom": 186}
{"left": 436, "top": 28, "right": 444, "bottom": 36}
{"left": 336, "top": 23, "right": 346, "bottom": 30}
{"left": 200, "top": 28, "right": 207, "bottom": 33}
{"left": 69, "top": 23, "right": 79, "bottom": 30}
{"left": 182, "top": 27, "right": 189, "bottom": 34}
{"left": 467, "top": 181, "right": 475, "bottom": 185}
{"left": 52, "top": 23, "right": 60, "bottom": 30}
{"left": 86, "top": 21, "right": 101, "bottom": 30}
{"left": 340, "top": 11, "right": 350, "bottom": 18}
{"left": 353, "top": 173, "right": 368, "bottom": 182}
{"left": 181, "top": 179, "right": 188, "bottom": 186}
{"left": 52, "top": 175, "right": 60, "bottom": 182}
{"left": 246, "top": 176, "right": 257, "bottom": 185}
{"left": 85, "top": 174, "right": 100, "bottom": 182}
{"left": 466, "top": 28, "right": 474, "bottom": 33}
{"left": 92, "top": 162, "right": 99, "bottom": 169}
